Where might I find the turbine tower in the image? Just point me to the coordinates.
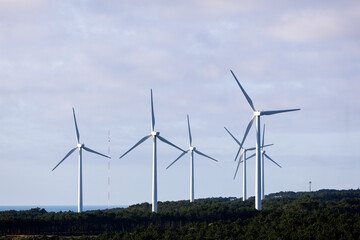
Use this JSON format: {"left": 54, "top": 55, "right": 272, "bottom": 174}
{"left": 52, "top": 108, "right": 111, "bottom": 213}
{"left": 224, "top": 127, "right": 271, "bottom": 201}
{"left": 119, "top": 89, "right": 185, "bottom": 213}
{"left": 230, "top": 70, "right": 300, "bottom": 210}
{"left": 166, "top": 115, "right": 218, "bottom": 202}
{"left": 260, "top": 124, "right": 282, "bottom": 200}
{"left": 235, "top": 148, "right": 255, "bottom": 201}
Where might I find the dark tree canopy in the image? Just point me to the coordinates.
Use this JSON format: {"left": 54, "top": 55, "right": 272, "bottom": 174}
{"left": 1, "top": 189, "right": 360, "bottom": 239}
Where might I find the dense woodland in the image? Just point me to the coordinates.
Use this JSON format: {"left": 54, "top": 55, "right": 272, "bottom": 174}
{"left": 1, "top": 189, "right": 360, "bottom": 239}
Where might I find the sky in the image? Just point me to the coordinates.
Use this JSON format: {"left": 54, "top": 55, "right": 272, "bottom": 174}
{"left": 0, "top": 0, "right": 359, "bottom": 207}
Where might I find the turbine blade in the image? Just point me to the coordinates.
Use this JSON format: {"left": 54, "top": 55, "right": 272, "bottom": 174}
{"left": 246, "top": 147, "right": 256, "bottom": 151}
{"left": 264, "top": 153, "right": 282, "bottom": 168}
{"left": 119, "top": 135, "right": 152, "bottom": 159}
{"left": 224, "top": 127, "right": 242, "bottom": 162}
{"left": 194, "top": 149, "right": 218, "bottom": 162}
{"left": 72, "top": 108, "right": 80, "bottom": 144}
{"left": 260, "top": 108, "right": 300, "bottom": 116}
{"left": 151, "top": 89, "right": 155, "bottom": 131}
{"left": 224, "top": 127, "right": 241, "bottom": 146}
{"left": 230, "top": 70, "right": 256, "bottom": 111}
{"left": 234, "top": 147, "right": 241, "bottom": 162}
{"left": 157, "top": 135, "right": 185, "bottom": 152}
{"left": 262, "top": 124, "right": 265, "bottom": 149}
{"left": 263, "top": 144, "right": 274, "bottom": 148}
{"left": 83, "top": 146, "right": 110, "bottom": 159}
{"left": 187, "top": 115, "right": 192, "bottom": 146}
{"left": 52, "top": 147, "right": 77, "bottom": 171}
{"left": 246, "top": 153, "right": 256, "bottom": 160}
{"left": 166, "top": 150, "right": 189, "bottom": 169}
{"left": 239, "top": 116, "right": 255, "bottom": 150}
{"left": 233, "top": 156, "right": 242, "bottom": 180}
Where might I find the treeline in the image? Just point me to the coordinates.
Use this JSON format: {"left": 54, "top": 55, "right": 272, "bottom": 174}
{"left": 1, "top": 189, "right": 360, "bottom": 239}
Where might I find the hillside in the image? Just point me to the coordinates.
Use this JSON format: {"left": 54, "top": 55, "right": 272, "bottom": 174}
{"left": 1, "top": 189, "right": 360, "bottom": 239}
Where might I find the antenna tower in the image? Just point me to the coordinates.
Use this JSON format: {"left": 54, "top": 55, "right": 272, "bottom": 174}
{"left": 107, "top": 130, "right": 111, "bottom": 210}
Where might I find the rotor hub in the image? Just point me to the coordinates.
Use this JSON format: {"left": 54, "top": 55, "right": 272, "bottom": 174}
{"left": 151, "top": 131, "right": 159, "bottom": 136}
{"left": 254, "top": 111, "right": 261, "bottom": 116}
{"left": 77, "top": 143, "right": 84, "bottom": 148}
{"left": 189, "top": 146, "right": 196, "bottom": 151}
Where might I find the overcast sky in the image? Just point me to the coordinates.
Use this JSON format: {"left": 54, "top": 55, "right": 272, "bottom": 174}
{"left": 0, "top": 0, "right": 359, "bottom": 207}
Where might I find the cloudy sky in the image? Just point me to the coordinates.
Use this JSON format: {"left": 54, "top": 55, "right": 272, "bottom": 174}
{"left": 0, "top": 0, "right": 359, "bottom": 207}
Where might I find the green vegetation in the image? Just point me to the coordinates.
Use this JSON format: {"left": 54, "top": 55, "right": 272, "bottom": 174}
{"left": 1, "top": 189, "right": 360, "bottom": 239}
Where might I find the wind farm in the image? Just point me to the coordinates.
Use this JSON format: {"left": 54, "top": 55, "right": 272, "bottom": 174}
{"left": 48, "top": 75, "right": 299, "bottom": 213}
{"left": 1, "top": 1, "right": 359, "bottom": 238}
{"left": 46, "top": 70, "right": 301, "bottom": 214}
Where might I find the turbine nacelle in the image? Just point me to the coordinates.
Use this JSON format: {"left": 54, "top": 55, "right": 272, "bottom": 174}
{"left": 253, "top": 111, "right": 261, "bottom": 116}
{"left": 189, "top": 146, "right": 196, "bottom": 151}
{"left": 77, "top": 143, "right": 84, "bottom": 148}
{"left": 151, "top": 131, "right": 159, "bottom": 136}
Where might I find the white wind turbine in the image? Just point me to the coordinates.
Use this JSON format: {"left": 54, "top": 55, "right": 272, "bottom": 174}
{"left": 166, "top": 115, "right": 218, "bottom": 202}
{"left": 260, "top": 124, "right": 281, "bottom": 200}
{"left": 230, "top": 70, "right": 300, "bottom": 210}
{"left": 52, "top": 108, "right": 111, "bottom": 213}
{"left": 119, "top": 89, "right": 185, "bottom": 213}
{"left": 224, "top": 127, "right": 272, "bottom": 201}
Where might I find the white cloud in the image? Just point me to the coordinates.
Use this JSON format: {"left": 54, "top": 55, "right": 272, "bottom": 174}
{"left": 268, "top": 4, "right": 360, "bottom": 43}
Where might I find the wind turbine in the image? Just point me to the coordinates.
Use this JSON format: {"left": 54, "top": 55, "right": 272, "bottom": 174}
{"left": 166, "top": 115, "right": 218, "bottom": 202}
{"left": 230, "top": 69, "right": 300, "bottom": 210}
{"left": 224, "top": 127, "right": 271, "bottom": 201}
{"left": 52, "top": 108, "right": 111, "bottom": 213}
{"left": 119, "top": 89, "right": 185, "bottom": 213}
{"left": 260, "top": 124, "right": 281, "bottom": 200}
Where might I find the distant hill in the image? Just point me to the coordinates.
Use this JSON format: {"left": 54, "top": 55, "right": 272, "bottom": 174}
{"left": 1, "top": 189, "right": 360, "bottom": 239}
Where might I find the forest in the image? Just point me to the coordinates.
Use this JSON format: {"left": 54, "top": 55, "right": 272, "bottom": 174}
{"left": 0, "top": 189, "right": 360, "bottom": 239}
